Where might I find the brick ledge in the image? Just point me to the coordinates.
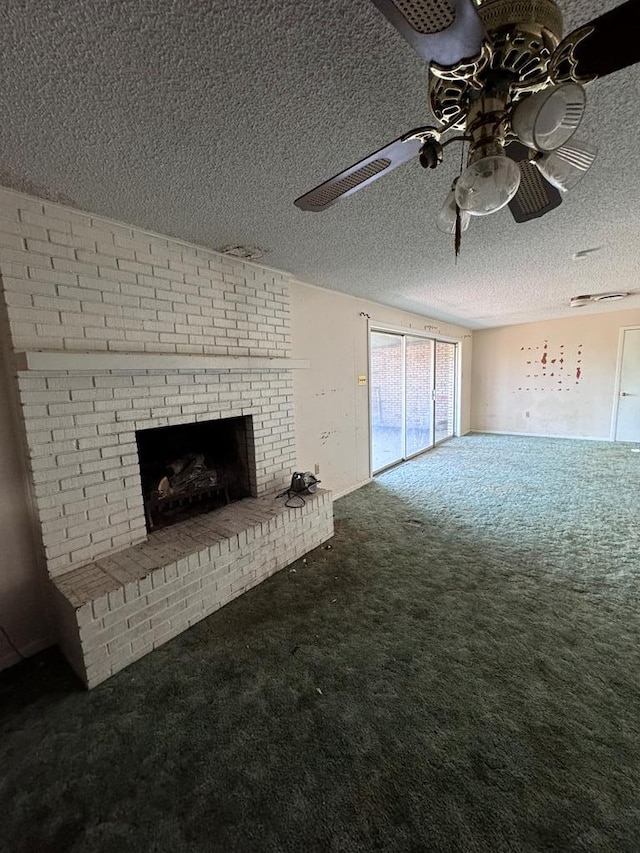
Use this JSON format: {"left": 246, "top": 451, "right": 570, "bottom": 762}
{"left": 53, "top": 489, "right": 331, "bottom": 609}
{"left": 15, "top": 350, "right": 310, "bottom": 372}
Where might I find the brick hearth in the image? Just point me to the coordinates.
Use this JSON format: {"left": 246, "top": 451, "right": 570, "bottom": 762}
{"left": 51, "top": 490, "right": 333, "bottom": 688}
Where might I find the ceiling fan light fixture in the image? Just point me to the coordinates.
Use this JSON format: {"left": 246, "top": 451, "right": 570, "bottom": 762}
{"left": 535, "top": 138, "right": 598, "bottom": 192}
{"left": 436, "top": 185, "right": 471, "bottom": 234}
{"left": 512, "top": 82, "right": 587, "bottom": 152}
{"left": 455, "top": 153, "right": 521, "bottom": 216}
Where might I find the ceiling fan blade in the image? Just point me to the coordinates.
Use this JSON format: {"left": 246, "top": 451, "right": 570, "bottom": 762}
{"left": 551, "top": 0, "right": 640, "bottom": 82}
{"left": 508, "top": 162, "right": 563, "bottom": 223}
{"left": 370, "top": 0, "right": 486, "bottom": 67}
{"left": 294, "top": 131, "right": 427, "bottom": 212}
{"left": 506, "top": 143, "right": 562, "bottom": 223}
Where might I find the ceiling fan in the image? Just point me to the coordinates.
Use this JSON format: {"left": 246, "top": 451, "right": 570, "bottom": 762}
{"left": 294, "top": 0, "right": 640, "bottom": 237}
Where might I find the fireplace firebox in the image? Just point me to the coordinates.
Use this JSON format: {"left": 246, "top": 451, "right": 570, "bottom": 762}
{"left": 135, "top": 416, "right": 255, "bottom": 531}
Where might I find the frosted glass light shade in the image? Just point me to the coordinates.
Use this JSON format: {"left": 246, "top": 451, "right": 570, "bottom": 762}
{"left": 536, "top": 138, "right": 597, "bottom": 192}
{"left": 512, "top": 82, "right": 586, "bottom": 152}
{"left": 455, "top": 155, "right": 521, "bottom": 216}
{"left": 437, "top": 188, "right": 471, "bottom": 234}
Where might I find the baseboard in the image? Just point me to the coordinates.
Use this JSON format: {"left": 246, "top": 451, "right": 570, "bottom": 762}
{"left": 470, "top": 429, "right": 610, "bottom": 442}
{"left": 333, "top": 478, "right": 374, "bottom": 500}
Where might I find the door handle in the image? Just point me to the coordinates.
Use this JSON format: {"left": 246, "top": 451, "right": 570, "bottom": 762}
{"left": 620, "top": 392, "right": 631, "bottom": 397}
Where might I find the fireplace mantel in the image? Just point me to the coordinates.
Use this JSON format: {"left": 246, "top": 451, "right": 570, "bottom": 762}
{"left": 14, "top": 350, "right": 310, "bottom": 373}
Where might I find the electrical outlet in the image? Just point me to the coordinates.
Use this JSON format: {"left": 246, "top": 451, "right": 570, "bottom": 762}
{"left": 314, "top": 463, "right": 320, "bottom": 475}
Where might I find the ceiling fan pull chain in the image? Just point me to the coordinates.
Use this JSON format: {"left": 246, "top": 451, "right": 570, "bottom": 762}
{"left": 454, "top": 205, "right": 463, "bottom": 260}
{"left": 454, "top": 140, "right": 465, "bottom": 260}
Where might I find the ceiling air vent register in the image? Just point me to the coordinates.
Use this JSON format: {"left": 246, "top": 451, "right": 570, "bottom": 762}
{"left": 569, "top": 292, "right": 628, "bottom": 308}
{"left": 218, "top": 245, "right": 269, "bottom": 261}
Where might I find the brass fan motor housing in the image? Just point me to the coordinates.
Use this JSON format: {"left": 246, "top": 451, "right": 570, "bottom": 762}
{"left": 477, "top": 0, "right": 563, "bottom": 39}
{"left": 429, "top": 0, "right": 564, "bottom": 128}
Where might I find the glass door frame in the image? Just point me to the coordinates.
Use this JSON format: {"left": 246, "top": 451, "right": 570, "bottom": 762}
{"left": 433, "top": 339, "right": 458, "bottom": 448}
{"left": 369, "top": 330, "right": 407, "bottom": 472}
{"left": 368, "top": 321, "right": 460, "bottom": 477}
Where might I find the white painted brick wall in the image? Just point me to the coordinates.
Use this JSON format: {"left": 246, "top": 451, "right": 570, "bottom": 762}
{"left": 0, "top": 190, "right": 291, "bottom": 358}
{"left": 0, "top": 188, "right": 298, "bottom": 576}
{"left": 17, "top": 367, "right": 296, "bottom": 575}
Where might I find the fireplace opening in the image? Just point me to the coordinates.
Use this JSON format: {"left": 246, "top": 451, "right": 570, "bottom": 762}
{"left": 135, "top": 416, "right": 255, "bottom": 531}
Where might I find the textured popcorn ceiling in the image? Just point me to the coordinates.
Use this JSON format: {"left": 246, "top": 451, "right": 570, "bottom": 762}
{"left": 1, "top": 0, "right": 639, "bottom": 328}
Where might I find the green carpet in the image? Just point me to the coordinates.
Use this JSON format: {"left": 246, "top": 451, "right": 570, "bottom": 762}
{"left": 1, "top": 434, "right": 639, "bottom": 852}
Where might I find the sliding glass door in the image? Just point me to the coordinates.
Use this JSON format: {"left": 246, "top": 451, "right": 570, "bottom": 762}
{"left": 434, "top": 341, "right": 456, "bottom": 444}
{"left": 405, "top": 336, "right": 434, "bottom": 456}
{"left": 370, "top": 330, "right": 457, "bottom": 474}
{"left": 370, "top": 332, "right": 404, "bottom": 472}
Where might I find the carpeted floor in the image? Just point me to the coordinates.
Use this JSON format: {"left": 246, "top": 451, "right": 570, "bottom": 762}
{"left": 1, "top": 434, "right": 639, "bottom": 853}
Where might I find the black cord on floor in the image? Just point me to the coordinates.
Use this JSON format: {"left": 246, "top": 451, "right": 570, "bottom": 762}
{"left": 0, "top": 625, "right": 24, "bottom": 660}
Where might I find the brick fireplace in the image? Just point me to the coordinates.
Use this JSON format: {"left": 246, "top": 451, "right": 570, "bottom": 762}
{"left": 0, "top": 187, "right": 334, "bottom": 687}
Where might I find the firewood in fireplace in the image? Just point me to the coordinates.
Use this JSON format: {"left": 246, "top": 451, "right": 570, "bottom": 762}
{"left": 155, "top": 453, "right": 219, "bottom": 499}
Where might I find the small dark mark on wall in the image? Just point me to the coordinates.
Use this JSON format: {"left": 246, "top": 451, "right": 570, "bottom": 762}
{"left": 319, "top": 429, "right": 336, "bottom": 445}
{"left": 359, "top": 312, "right": 371, "bottom": 319}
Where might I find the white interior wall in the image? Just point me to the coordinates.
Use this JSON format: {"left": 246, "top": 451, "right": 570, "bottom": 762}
{"left": 471, "top": 308, "right": 640, "bottom": 439}
{"left": 0, "top": 342, "right": 51, "bottom": 669}
{"left": 290, "top": 280, "right": 473, "bottom": 498}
